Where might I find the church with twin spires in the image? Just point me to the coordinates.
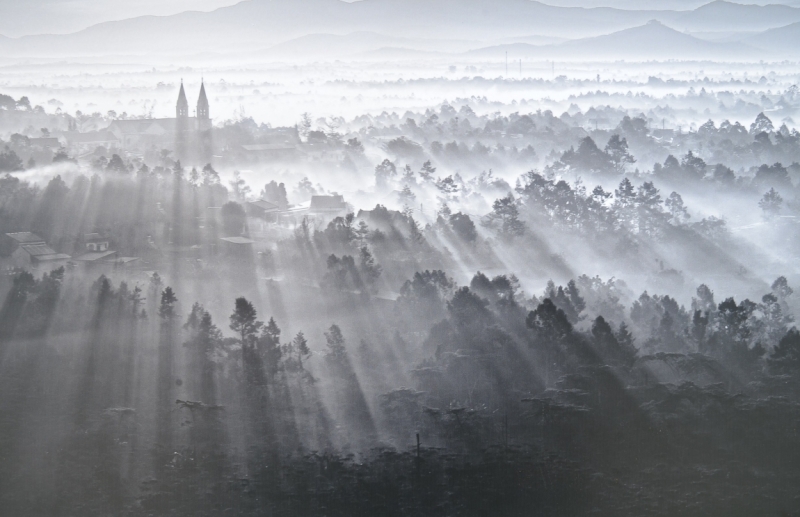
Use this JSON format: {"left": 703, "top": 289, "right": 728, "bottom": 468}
{"left": 107, "top": 80, "right": 213, "bottom": 164}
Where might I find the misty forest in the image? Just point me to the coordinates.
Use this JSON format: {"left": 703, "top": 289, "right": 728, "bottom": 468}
{"left": 4, "top": 0, "right": 800, "bottom": 515}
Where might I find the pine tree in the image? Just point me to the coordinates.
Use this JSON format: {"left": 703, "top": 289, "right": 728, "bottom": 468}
{"left": 492, "top": 194, "right": 526, "bottom": 240}
{"left": 294, "top": 332, "right": 311, "bottom": 369}
{"left": 201, "top": 163, "right": 220, "bottom": 185}
{"left": 229, "top": 297, "right": 262, "bottom": 347}
{"left": 325, "top": 324, "right": 347, "bottom": 359}
{"left": 768, "top": 328, "right": 800, "bottom": 374}
{"left": 230, "top": 297, "right": 265, "bottom": 387}
{"left": 398, "top": 184, "right": 416, "bottom": 204}
{"left": 419, "top": 160, "right": 436, "bottom": 182}
{"left": 355, "top": 220, "right": 370, "bottom": 247}
{"left": 359, "top": 247, "right": 382, "bottom": 289}
{"left": 260, "top": 317, "right": 283, "bottom": 379}
{"left": 615, "top": 322, "right": 637, "bottom": 365}
{"left": 287, "top": 331, "right": 312, "bottom": 370}
{"left": 158, "top": 287, "right": 178, "bottom": 321}
{"left": 196, "top": 311, "right": 222, "bottom": 363}
{"left": 759, "top": 188, "right": 783, "bottom": 220}
{"left": 130, "top": 286, "right": 144, "bottom": 318}
{"left": 408, "top": 216, "right": 425, "bottom": 247}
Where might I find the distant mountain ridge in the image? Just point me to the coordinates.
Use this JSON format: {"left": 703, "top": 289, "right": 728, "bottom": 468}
{"left": 467, "top": 20, "right": 764, "bottom": 60}
{"left": 537, "top": 0, "right": 800, "bottom": 9}
{"left": 0, "top": 0, "right": 796, "bottom": 60}
{"left": 743, "top": 21, "right": 800, "bottom": 55}
{"left": 676, "top": 1, "right": 800, "bottom": 31}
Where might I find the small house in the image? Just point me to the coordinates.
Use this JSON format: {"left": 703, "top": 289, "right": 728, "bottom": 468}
{"left": 72, "top": 233, "right": 118, "bottom": 269}
{"left": 246, "top": 200, "right": 281, "bottom": 221}
{"left": 83, "top": 233, "right": 111, "bottom": 252}
{"left": 309, "top": 194, "right": 348, "bottom": 218}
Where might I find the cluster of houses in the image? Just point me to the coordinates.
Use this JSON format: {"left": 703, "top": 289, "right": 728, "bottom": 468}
{"left": 245, "top": 193, "right": 348, "bottom": 225}
{"left": 0, "top": 193, "right": 350, "bottom": 275}
{"left": 2, "top": 232, "right": 140, "bottom": 273}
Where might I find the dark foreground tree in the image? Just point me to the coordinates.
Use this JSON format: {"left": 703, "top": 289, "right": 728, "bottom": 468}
{"left": 769, "top": 328, "right": 800, "bottom": 374}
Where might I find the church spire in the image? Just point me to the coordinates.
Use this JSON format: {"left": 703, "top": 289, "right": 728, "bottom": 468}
{"left": 176, "top": 80, "right": 188, "bottom": 119}
{"left": 197, "top": 79, "right": 209, "bottom": 121}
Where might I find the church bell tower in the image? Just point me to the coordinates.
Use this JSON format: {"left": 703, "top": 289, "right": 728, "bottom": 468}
{"left": 175, "top": 81, "right": 189, "bottom": 161}
{"left": 197, "top": 80, "right": 209, "bottom": 126}
{"left": 176, "top": 80, "right": 189, "bottom": 119}
{"left": 196, "top": 80, "right": 212, "bottom": 162}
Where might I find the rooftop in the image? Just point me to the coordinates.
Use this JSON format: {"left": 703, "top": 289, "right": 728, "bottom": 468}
{"left": 28, "top": 137, "right": 61, "bottom": 148}
{"left": 107, "top": 118, "right": 201, "bottom": 135}
{"left": 309, "top": 195, "right": 347, "bottom": 211}
{"left": 19, "top": 244, "right": 69, "bottom": 261}
{"left": 220, "top": 236, "right": 256, "bottom": 245}
{"left": 248, "top": 200, "right": 281, "bottom": 212}
{"left": 73, "top": 250, "right": 118, "bottom": 262}
{"left": 108, "top": 257, "right": 140, "bottom": 265}
{"left": 34, "top": 253, "right": 72, "bottom": 262}
{"left": 62, "top": 131, "right": 118, "bottom": 144}
{"left": 6, "top": 232, "right": 46, "bottom": 244}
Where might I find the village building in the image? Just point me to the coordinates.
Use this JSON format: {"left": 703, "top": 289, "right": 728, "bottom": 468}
{"left": 104, "top": 256, "right": 142, "bottom": 272}
{"left": 236, "top": 127, "right": 301, "bottom": 163}
{"left": 72, "top": 233, "right": 119, "bottom": 269}
{"left": 273, "top": 193, "right": 350, "bottom": 227}
{"left": 246, "top": 199, "right": 282, "bottom": 221}
{"left": 72, "top": 250, "right": 119, "bottom": 268}
{"left": 27, "top": 137, "right": 61, "bottom": 151}
{"left": 3, "top": 232, "right": 71, "bottom": 270}
{"left": 59, "top": 130, "right": 119, "bottom": 155}
{"left": 83, "top": 233, "right": 111, "bottom": 252}
{"left": 309, "top": 193, "right": 349, "bottom": 218}
{"left": 106, "top": 81, "right": 212, "bottom": 163}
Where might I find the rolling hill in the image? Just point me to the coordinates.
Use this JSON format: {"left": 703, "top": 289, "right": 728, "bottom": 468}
{"left": 673, "top": 0, "right": 800, "bottom": 32}
{"left": 468, "top": 20, "right": 765, "bottom": 61}
{"left": 743, "top": 21, "right": 800, "bottom": 57}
